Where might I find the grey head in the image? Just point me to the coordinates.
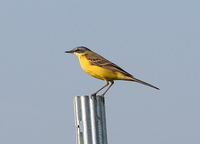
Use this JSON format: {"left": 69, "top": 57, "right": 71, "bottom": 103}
{"left": 65, "top": 46, "right": 92, "bottom": 54}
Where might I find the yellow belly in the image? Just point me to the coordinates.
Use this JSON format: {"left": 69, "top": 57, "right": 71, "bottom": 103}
{"left": 77, "top": 54, "right": 125, "bottom": 81}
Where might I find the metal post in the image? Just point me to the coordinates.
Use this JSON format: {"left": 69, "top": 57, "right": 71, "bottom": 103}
{"left": 74, "top": 96, "right": 108, "bottom": 144}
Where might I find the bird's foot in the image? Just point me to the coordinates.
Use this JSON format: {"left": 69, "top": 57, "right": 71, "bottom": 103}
{"left": 90, "top": 93, "right": 97, "bottom": 102}
{"left": 101, "top": 95, "right": 105, "bottom": 104}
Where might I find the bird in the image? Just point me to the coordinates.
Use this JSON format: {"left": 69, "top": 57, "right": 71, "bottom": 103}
{"left": 65, "top": 46, "right": 159, "bottom": 100}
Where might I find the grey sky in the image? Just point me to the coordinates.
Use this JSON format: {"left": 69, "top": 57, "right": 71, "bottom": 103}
{"left": 1, "top": 1, "right": 200, "bottom": 144}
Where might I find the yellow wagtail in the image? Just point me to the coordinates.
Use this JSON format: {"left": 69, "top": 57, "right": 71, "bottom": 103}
{"left": 65, "top": 46, "right": 159, "bottom": 98}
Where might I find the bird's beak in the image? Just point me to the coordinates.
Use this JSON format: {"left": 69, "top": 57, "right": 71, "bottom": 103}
{"left": 65, "top": 50, "right": 73, "bottom": 53}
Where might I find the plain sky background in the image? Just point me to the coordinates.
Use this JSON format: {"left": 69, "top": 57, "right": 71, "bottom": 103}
{"left": 1, "top": 1, "right": 200, "bottom": 144}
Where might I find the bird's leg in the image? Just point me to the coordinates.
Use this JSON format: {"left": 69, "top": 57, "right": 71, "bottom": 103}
{"left": 90, "top": 80, "right": 109, "bottom": 100}
{"left": 101, "top": 81, "right": 114, "bottom": 99}
{"left": 100, "top": 81, "right": 114, "bottom": 104}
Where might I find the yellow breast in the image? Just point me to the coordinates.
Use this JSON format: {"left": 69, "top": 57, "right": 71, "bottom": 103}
{"left": 75, "top": 53, "right": 125, "bottom": 81}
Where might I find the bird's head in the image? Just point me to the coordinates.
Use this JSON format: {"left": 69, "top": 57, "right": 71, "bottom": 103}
{"left": 65, "top": 46, "right": 91, "bottom": 56}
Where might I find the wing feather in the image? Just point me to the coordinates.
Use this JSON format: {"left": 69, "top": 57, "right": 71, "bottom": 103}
{"left": 85, "top": 52, "right": 133, "bottom": 77}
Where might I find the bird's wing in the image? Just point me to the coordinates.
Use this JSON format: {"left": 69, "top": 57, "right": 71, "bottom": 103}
{"left": 85, "top": 52, "right": 133, "bottom": 77}
{"left": 85, "top": 52, "right": 160, "bottom": 90}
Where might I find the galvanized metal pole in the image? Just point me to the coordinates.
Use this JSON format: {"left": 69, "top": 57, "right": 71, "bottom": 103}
{"left": 74, "top": 96, "right": 108, "bottom": 144}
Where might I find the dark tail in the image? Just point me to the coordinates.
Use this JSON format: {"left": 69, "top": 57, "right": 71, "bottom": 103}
{"left": 131, "top": 77, "right": 159, "bottom": 90}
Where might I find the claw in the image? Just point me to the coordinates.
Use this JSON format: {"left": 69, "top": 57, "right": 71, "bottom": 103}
{"left": 101, "top": 95, "right": 105, "bottom": 104}
{"left": 90, "top": 93, "right": 97, "bottom": 102}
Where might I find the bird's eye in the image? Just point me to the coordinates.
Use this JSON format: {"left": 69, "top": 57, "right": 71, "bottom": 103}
{"left": 77, "top": 49, "right": 81, "bottom": 53}
{"left": 72, "top": 49, "right": 81, "bottom": 54}
{"left": 74, "top": 48, "right": 80, "bottom": 52}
